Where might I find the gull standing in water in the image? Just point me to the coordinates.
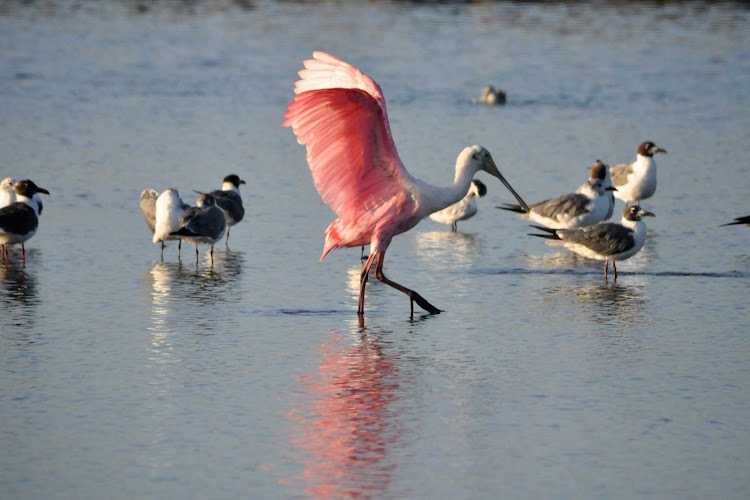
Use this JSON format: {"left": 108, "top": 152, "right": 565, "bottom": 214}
{"left": 499, "top": 169, "right": 615, "bottom": 229}
{"left": 0, "top": 179, "right": 50, "bottom": 265}
{"left": 152, "top": 188, "right": 189, "bottom": 260}
{"left": 170, "top": 193, "right": 227, "bottom": 266}
{"left": 610, "top": 141, "right": 667, "bottom": 206}
{"left": 529, "top": 205, "right": 655, "bottom": 280}
{"left": 202, "top": 174, "right": 245, "bottom": 244}
{"left": 283, "top": 51, "right": 529, "bottom": 316}
{"left": 430, "top": 179, "right": 487, "bottom": 232}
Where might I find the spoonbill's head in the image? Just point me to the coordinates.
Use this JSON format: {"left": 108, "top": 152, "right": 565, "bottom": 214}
{"left": 637, "top": 141, "right": 668, "bottom": 157}
{"left": 623, "top": 205, "right": 655, "bottom": 221}
{"left": 461, "top": 145, "right": 529, "bottom": 213}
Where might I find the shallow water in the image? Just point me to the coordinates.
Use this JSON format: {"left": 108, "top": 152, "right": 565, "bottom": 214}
{"left": 1, "top": 1, "right": 749, "bottom": 498}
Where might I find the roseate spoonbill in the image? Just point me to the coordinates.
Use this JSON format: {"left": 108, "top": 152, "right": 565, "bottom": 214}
{"left": 197, "top": 174, "right": 246, "bottom": 244}
{"left": 0, "top": 180, "right": 50, "bottom": 265}
{"left": 170, "top": 193, "right": 226, "bottom": 266}
{"left": 282, "top": 51, "right": 529, "bottom": 315}
{"left": 720, "top": 215, "right": 750, "bottom": 227}
{"left": 499, "top": 166, "right": 616, "bottom": 229}
{"left": 429, "top": 179, "right": 487, "bottom": 232}
{"left": 577, "top": 160, "right": 615, "bottom": 220}
{"left": 153, "top": 188, "right": 189, "bottom": 260}
{"left": 610, "top": 141, "right": 668, "bottom": 205}
{"left": 472, "top": 85, "right": 506, "bottom": 105}
{"left": 529, "top": 205, "right": 655, "bottom": 280}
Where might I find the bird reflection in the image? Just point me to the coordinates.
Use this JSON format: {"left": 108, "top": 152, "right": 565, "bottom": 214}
{"left": 544, "top": 277, "right": 650, "bottom": 330}
{"left": 415, "top": 230, "right": 483, "bottom": 269}
{"left": 286, "top": 327, "right": 401, "bottom": 498}
{"left": 0, "top": 258, "right": 39, "bottom": 338}
{"left": 146, "top": 250, "right": 245, "bottom": 338}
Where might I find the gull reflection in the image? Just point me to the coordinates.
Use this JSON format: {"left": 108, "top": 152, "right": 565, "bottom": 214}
{"left": 0, "top": 259, "right": 39, "bottom": 340}
{"left": 415, "top": 230, "right": 483, "bottom": 269}
{"left": 544, "top": 276, "right": 650, "bottom": 331}
{"left": 286, "top": 327, "right": 401, "bottom": 498}
{"left": 145, "top": 250, "right": 245, "bottom": 339}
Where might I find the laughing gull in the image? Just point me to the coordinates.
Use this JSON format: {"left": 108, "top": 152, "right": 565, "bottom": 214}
{"left": 499, "top": 173, "right": 616, "bottom": 229}
{"left": 430, "top": 179, "right": 488, "bottom": 232}
{"left": 170, "top": 193, "right": 227, "bottom": 265}
{"left": 0, "top": 179, "right": 50, "bottom": 265}
{"left": 199, "top": 174, "right": 245, "bottom": 244}
{"left": 720, "top": 215, "right": 750, "bottom": 227}
{"left": 472, "top": 85, "right": 506, "bottom": 105}
{"left": 529, "top": 205, "right": 655, "bottom": 280}
{"left": 610, "top": 141, "right": 667, "bottom": 205}
{"left": 577, "top": 160, "right": 615, "bottom": 220}
{"left": 152, "top": 188, "right": 190, "bottom": 260}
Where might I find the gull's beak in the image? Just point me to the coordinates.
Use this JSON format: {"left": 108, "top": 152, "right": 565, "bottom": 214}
{"left": 36, "top": 187, "right": 50, "bottom": 195}
{"left": 240, "top": 179, "right": 247, "bottom": 185}
{"left": 483, "top": 154, "right": 530, "bottom": 213}
{"left": 654, "top": 147, "right": 668, "bottom": 155}
{"left": 641, "top": 210, "right": 655, "bottom": 217}
{"left": 606, "top": 186, "right": 618, "bottom": 192}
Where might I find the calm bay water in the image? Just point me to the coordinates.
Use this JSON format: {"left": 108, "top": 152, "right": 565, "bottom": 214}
{"left": 1, "top": 1, "right": 749, "bottom": 498}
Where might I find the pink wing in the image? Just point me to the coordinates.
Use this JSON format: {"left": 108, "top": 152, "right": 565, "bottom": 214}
{"left": 282, "top": 52, "right": 415, "bottom": 231}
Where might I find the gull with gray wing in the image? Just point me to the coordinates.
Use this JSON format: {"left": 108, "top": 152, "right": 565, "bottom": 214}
{"left": 610, "top": 141, "right": 667, "bottom": 205}
{"left": 0, "top": 179, "right": 50, "bottom": 266}
{"left": 170, "top": 193, "right": 227, "bottom": 265}
{"left": 529, "top": 205, "right": 655, "bottom": 280}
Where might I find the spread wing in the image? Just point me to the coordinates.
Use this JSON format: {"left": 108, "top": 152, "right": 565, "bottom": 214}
{"left": 558, "top": 223, "right": 635, "bottom": 256}
{"left": 282, "top": 51, "right": 415, "bottom": 227}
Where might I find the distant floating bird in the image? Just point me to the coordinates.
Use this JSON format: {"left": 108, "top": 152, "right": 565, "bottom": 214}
{"left": 720, "top": 215, "right": 750, "bottom": 227}
{"left": 472, "top": 85, "right": 506, "bottom": 105}
{"left": 577, "top": 160, "right": 615, "bottom": 220}
{"left": 610, "top": 141, "right": 667, "bottom": 205}
{"left": 201, "top": 174, "right": 245, "bottom": 244}
{"left": 429, "top": 179, "right": 487, "bottom": 232}
{"left": 170, "top": 193, "right": 227, "bottom": 265}
{"left": 283, "top": 51, "right": 529, "bottom": 316}
{"left": 499, "top": 169, "right": 615, "bottom": 229}
{"left": 152, "top": 188, "right": 189, "bottom": 260}
{"left": 529, "top": 205, "right": 655, "bottom": 280}
{"left": 0, "top": 179, "right": 50, "bottom": 266}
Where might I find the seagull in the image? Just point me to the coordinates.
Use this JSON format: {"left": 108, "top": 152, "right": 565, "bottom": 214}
{"left": 429, "top": 179, "right": 487, "bottom": 232}
{"left": 610, "top": 141, "right": 667, "bottom": 205}
{"left": 472, "top": 85, "right": 506, "bottom": 105}
{"left": 152, "top": 188, "right": 189, "bottom": 260}
{"left": 201, "top": 174, "right": 245, "bottom": 244}
{"left": 577, "top": 160, "right": 615, "bottom": 220}
{"left": 0, "top": 177, "right": 17, "bottom": 208}
{"left": 170, "top": 193, "right": 227, "bottom": 265}
{"left": 283, "top": 51, "right": 529, "bottom": 316}
{"left": 720, "top": 215, "right": 750, "bottom": 227}
{"left": 499, "top": 171, "right": 616, "bottom": 229}
{"left": 140, "top": 189, "right": 159, "bottom": 234}
{"left": 0, "top": 177, "right": 17, "bottom": 259}
{"left": 529, "top": 205, "right": 655, "bottom": 280}
{"left": 0, "top": 179, "right": 50, "bottom": 266}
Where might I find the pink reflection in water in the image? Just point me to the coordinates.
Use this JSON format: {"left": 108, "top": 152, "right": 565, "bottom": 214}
{"left": 286, "top": 330, "right": 401, "bottom": 498}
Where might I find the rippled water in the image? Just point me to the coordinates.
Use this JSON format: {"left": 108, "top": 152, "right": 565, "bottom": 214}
{"left": 1, "top": 1, "right": 749, "bottom": 498}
